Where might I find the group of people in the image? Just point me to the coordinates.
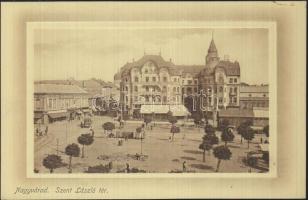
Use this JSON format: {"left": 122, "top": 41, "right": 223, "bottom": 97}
{"left": 35, "top": 125, "right": 48, "bottom": 137}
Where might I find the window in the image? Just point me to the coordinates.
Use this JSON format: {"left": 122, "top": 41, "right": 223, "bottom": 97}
{"left": 194, "top": 87, "right": 198, "bottom": 93}
{"left": 214, "top": 87, "right": 217, "bottom": 93}
{"left": 134, "top": 77, "right": 139, "bottom": 82}
{"left": 163, "top": 96, "right": 167, "bottom": 103}
{"left": 146, "top": 86, "right": 149, "bottom": 92}
{"left": 173, "top": 87, "right": 176, "bottom": 92}
{"left": 209, "top": 97, "right": 212, "bottom": 104}
{"left": 194, "top": 80, "right": 198, "bottom": 85}
{"left": 163, "top": 77, "right": 167, "bottom": 82}
{"left": 177, "top": 87, "right": 180, "bottom": 92}
{"left": 146, "top": 77, "right": 149, "bottom": 82}
{"left": 188, "top": 80, "right": 192, "bottom": 85}
{"left": 172, "top": 97, "right": 176, "bottom": 102}
{"left": 125, "top": 86, "right": 128, "bottom": 91}
{"left": 230, "top": 88, "right": 233, "bottom": 93}
{"left": 229, "top": 78, "right": 233, "bottom": 83}
{"left": 249, "top": 94, "right": 252, "bottom": 97}
{"left": 234, "top": 78, "right": 237, "bottom": 83}
{"left": 48, "top": 99, "right": 52, "bottom": 109}
{"left": 152, "top": 77, "right": 156, "bottom": 82}
{"left": 219, "top": 98, "right": 223, "bottom": 103}
{"left": 187, "top": 87, "right": 192, "bottom": 93}
{"left": 145, "top": 69, "right": 148, "bottom": 74}
{"left": 173, "top": 78, "right": 177, "bottom": 82}
{"left": 234, "top": 87, "right": 237, "bottom": 93}
{"left": 145, "top": 96, "right": 149, "bottom": 102}
{"left": 134, "top": 86, "right": 138, "bottom": 92}
{"left": 263, "top": 94, "right": 266, "bottom": 97}
{"left": 182, "top": 80, "right": 184, "bottom": 84}
{"left": 219, "top": 86, "right": 223, "bottom": 92}
{"left": 234, "top": 97, "right": 237, "bottom": 103}
{"left": 134, "top": 96, "right": 138, "bottom": 101}
{"left": 125, "top": 96, "right": 128, "bottom": 102}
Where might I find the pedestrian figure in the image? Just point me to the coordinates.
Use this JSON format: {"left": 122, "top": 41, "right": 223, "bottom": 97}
{"left": 126, "top": 163, "right": 130, "bottom": 173}
{"left": 260, "top": 137, "right": 263, "bottom": 144}
{"left": 150, "top": 125, "right": 153, "bottom": 130}
{"left": 45, "top": 126, "right": 48, "bottom": 136}
{"left": 36, "top": 128, "right": 39, "bottom": 136}
{"left": 168, "top": 136, "right": 172, "bottom": 142}
{"left": 135, "top": 153, "right": 140, "bottom": 160}
{"left": 183, "top": 161, "right": 187, "bottom": 172}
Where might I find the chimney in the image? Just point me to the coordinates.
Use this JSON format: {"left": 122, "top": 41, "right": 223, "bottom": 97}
{"left": 224, "top": 55, "right": 229, "bottom": 61}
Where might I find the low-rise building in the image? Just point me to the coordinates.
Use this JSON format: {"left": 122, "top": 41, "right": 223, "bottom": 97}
{"left": 217, "top": 107, "right": 269, "bottom": 128}
{"left": 34, "top": 83, "right": 89, "bottom": 124}
{"left": 240, "top": 85, "right": 269, "bottom": 109}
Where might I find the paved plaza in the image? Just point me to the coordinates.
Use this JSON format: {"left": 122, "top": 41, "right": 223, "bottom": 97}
{"left": 34, "top": 116, "right": 266, "bottom": 173}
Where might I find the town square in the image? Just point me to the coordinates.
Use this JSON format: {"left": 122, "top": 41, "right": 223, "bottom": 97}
{"left": 33, "top": 28, "right": 270, "bottom": 174}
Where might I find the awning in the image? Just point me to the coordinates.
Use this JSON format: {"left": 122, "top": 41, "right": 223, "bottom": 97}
{"left": 253, "top": 108, "right": 269, "bottom": 119}
{"left": 140, "top": 105, "right": 190, "bottom": 117}
{"left": 48, "top": 112, "right": 68, "bottom": 119}
{"left": 169, "top": 105, "right": 191, "bottom": 117}
{"left": 34, "top": 113, "right": 43, "bottom": 119}
{"left": 82, "top": 109, "right": 91, "bottom": 113}
{"left": 259, "top": 144, "right": 269, "bottom": 152}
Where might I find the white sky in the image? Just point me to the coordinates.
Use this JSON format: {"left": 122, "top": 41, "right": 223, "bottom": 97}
{"left": 34, "top": 28, "right": 268, "bottom": 84}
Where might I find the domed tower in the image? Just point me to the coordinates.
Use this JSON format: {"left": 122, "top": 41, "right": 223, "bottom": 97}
{"left": 205, "top": 37, "right": 219, "bottom": 66}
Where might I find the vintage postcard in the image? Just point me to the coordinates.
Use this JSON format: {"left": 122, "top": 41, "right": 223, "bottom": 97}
{"left": 27, "top": 21, "right": 277, "bottom": 178}
{"left": 1, "top": 2, "right": 306, "bottom": 199}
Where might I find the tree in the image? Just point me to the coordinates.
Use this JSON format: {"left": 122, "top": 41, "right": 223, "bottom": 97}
{"left": 199, "top": 140, "right": 212, "bottom": 162}
{"left": 221, "top": 127, "right": 235, "bottom": 146}
{"left": 218, "top": 119, "right": 229, "bottom": 131}
{"left": 242, "top": 126, "right": 255, "bottom": 149}
{"left": 42, "top": 154, "right": 62, "bottom": 173}
{"left": 263, "top": 125, "right": 269, "bottom": 137}
{"left": 237, "top": 120, "right": 253, "bottom": 144}
{"left": 213, "top": 145, "right": 232, "bottom": 172}
{"left": 203, "top": 133, "right": 219, "bottom": 145}
{"left": 170, "top": 125, "right": 180, "bottom": 141}
{"left": 192, "top": 112, "right": 202, "bottom": 127}
{"left": 77, "top": 133, "right": 94, "bottom": 158}
{"left": 103, "top": 122, "right": 115, "bottom": 135}
{"left": 246, "top": 156, "right": 258, "bottom": 172}
{"left": 65, "top": 143, "right": 80, "bottom": 172}
{"left": 204, "top": 124, "right": 215, "bottom": 135}
{"left": 168, "top": 116, "right": 178, "bottom": 126}
{"left": 144, "top": 116, "right": 152, "bottom": 127}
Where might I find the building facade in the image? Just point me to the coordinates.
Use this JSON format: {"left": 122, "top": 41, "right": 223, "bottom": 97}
{"left": 34, "top": 83, "right": 89, "bottom": 124}
{"left": 115, "top": 39, "right": 241, "bottom": 119}
{"left": 240, "top": 85, "right": 269, "bottom": 109}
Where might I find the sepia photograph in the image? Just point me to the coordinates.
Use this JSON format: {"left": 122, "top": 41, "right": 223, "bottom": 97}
{"left": 28, "top": 22, "right": 275, "bottom": 176}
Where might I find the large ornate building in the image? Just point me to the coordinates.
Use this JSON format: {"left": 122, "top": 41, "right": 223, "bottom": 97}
{"left": 114, "top": 38, "right": 241, "bottom": 118}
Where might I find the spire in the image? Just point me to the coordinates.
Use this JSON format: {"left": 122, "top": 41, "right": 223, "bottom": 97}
{"left": 208, "top": 30, "right": 217, "bottom": 53}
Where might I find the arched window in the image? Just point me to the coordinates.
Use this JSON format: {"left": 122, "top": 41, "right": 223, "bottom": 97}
{"left": 163, "top": 86, "right": 167, "bottom": 92}
{"left": 219, "top": 86, "right": 223, "bottom": 92}
{"left": 173, "top": 87, "right": 176, "bottom": 92}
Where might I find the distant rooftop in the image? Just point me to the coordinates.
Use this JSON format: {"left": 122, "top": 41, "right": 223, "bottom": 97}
{"left": 240, "top": 85, "right": 269, "bottom": 93}
{"left": 34, "top": 83, "right": 88, "bottom": 94}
